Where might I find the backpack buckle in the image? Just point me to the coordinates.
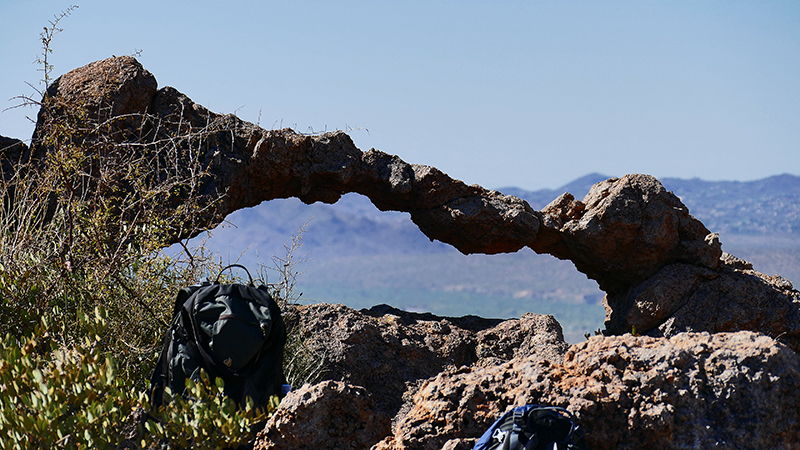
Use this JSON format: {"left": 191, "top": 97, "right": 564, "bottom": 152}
{"left": 491, "top": 428, "right": 508, "bottom": 443}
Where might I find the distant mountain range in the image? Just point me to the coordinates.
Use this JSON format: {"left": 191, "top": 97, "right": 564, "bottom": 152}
{"left": 193, "top": 173, "right": 800, "bottom": 343}
{"left": 503, "top": 172, "right": 800, "bottom": 238}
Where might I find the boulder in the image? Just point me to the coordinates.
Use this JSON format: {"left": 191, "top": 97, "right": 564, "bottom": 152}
{"left": 602, "top": 250, "right": 800, "bottom": 352}
{"left": 374, "top": 331, "right": 800, "bottom": 450}
{"left": 0, "top": 135, "right": 28, "bottom": 178}
{"left": 41, "top": 55, "right": 157, "bottom": 120}
{"left": 31, "top": 56, "right": 157, "bottom": 154}
{"left": 534, "top": 174, "right": 722, "bottom": 295}
{"left": 282, "top": 303, "right": 570, "bottom": 415}
{"left": 254, "top": 381, "right": 392, "bottom": 450}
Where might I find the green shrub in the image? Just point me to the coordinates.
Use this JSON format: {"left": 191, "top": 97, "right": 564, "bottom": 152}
{"left": 0, "top": 306, "right": 281, "bottom": 449}
{"left": 0, "top": 131, "right": 317, "bottom": 446}
{"left": 144, "top": 375, "right": 278, "bottom": 450}
{"left": 0, "top": 306, "right": 141, "bottom": 449}
{"left": 0, "top": 10, "right": 330, "bottom": 446}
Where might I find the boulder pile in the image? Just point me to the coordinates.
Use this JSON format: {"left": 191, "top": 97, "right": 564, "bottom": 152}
{"left": 374, "top": 330, "right": 800, "bottom": 449}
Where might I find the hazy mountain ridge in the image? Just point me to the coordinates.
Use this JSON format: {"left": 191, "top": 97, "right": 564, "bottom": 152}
{"left": 662, "top": 174, "right": 800, "bottom": 236}
{"left": 502, "top": 172, "right": 800, "bottom": 237}
{"left": 219, "top": 172, "right": 800, "bottom": 257}
{"left": 498, "top": 172, "right": 611, "bottom": 210}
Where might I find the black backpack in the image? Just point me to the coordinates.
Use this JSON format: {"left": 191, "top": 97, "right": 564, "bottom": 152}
{"left": 473, "top": 405, "right": 587, "bottom": 450}
{"left": 149, "top": 265, "right": 287, "bottom": 411}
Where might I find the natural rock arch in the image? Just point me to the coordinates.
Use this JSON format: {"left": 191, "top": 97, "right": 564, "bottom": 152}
{"left": 18, "top": 56, "right": 800, "bottom": 351}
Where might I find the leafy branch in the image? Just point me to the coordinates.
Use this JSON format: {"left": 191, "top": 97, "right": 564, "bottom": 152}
{"left": 4, "top": 5, "right": 79, "bottom": 117}
{"left": 37, "top": 5, "right": 79, "bottom": 89}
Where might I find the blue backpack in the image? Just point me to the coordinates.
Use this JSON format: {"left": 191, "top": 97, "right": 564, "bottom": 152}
{"left": 474, "top": 405, "right": 587, "bottom": 450}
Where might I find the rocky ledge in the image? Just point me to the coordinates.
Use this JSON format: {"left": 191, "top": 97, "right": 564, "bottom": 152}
{"left": 253, "top": 304, "right": 800, "bottom": 449}
{"left": 4, "top": 56, "right": 800, "bottom": 448}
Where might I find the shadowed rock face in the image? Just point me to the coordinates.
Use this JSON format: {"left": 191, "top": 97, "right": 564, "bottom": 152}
{"left": 0, "top": 136, "right": 28, "bottom": 177}
{"left": 609, "top": 253, "right": 800, "bottom": 340}
{"left": 282, "top": 303, "right": 570, "bottom": 415}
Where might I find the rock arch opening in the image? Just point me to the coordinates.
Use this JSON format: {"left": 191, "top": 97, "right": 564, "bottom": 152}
{"left": 188, "top": 194, "right": 606, "bottom": 343}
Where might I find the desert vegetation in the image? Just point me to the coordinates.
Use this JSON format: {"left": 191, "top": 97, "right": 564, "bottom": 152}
{"left": 0, "top": 10, "right": 318, "bottom": 447}
{"left": 0, "top": 100, "right": 310, "bottom": 448}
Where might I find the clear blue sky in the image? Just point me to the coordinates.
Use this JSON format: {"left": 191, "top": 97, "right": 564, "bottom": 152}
{"left": 2, "top": 0, "right": 798, "bottom": 191}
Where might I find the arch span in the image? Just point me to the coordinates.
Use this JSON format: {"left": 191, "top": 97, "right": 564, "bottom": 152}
{"left": 25, "top": 56, "right": 800, "bottom": 350}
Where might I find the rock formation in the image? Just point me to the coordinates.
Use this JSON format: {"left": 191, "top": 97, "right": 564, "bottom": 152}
{"left": 254, "top": 380, "right": 393, "bottom": 450}
{"left": 6, "top": 55, "right": 800, "bottom": 448}
{"left": 255, "top": 304, "right": 800, "bottom": 449}
{"left": 17, "top": 56, "right": 800, "bottom": 353}
{"left": 536, "top": 179, "right": 800, "bottom": 351}
{"left": 375, "top": 331, "right": 800, "bottom": 450}
{"left": 257, "top": 304, "right": 570, "bottom": 449}
{"left": 281, "top": 304, "right": 569, "bottom": 414}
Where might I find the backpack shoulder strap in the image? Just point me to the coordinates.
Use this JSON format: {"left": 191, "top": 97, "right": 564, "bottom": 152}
{"left": 474, "top": 405, "right": 539, "bottom": 450}
{"left": 503, "top": 408, "right": 526, "bottom": 450}
{"left": 148, "top": 281, "right": 209, "bottom": 408}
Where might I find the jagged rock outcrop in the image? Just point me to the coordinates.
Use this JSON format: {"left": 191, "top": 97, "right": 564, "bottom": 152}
{"left": 535, "top": 175, "right": 723, "bottom": 294}
{"left": 254, "top": 381, "right": 392, "bottom": 450}
{"left": 0, "top": 135, "right": 28, "bottom": 180}
{"left": 249, "top": 304, "right": 569, "bottom": 448}
{"left": 611, "top": 253, "right": 800, "bottom": 340}
{"left": 536, "top": 177, "right": 800, "bottom": 350}
{"left": 254, "top": 308, "right": 800, "bottom": 449}
{"left": 283, "top": 303, "right": 570, "bottom": 415}
{"left": 22, "top": 55, "right": 800, "bottom": 352}
{"left": 373, "top": 331, "right": 800, "bottom": 450}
